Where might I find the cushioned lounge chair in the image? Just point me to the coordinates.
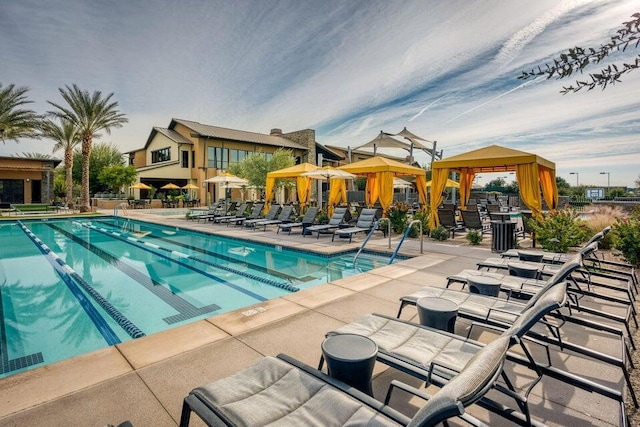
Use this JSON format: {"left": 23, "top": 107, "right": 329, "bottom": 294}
{"left": 277, "top": 206, "right": 318, "bottom": 235}
{"left": 254, "top": 205, "right": 294, "bottom": 231}
{"left": 228, "top": 203, "right": 264, "bottom": 226}
{"left": 329, "top": 284, "right": 631, "bottom": 425}
{"left": 332, "top": 208, "right": 378, "bottom": 243}
{"left": 305, "top": 207, "right": 347, "bottom": 239}
{"left": 213, "top": 203, "right": 249, "bottom": 224}
{"left": 179, "top": 336, "right": 511, "bottom": 427}
{"left": 242, "top": 204, "right": 280, "bottom": 228}
{"left": 195, "top": 201, "right": 223, "bottom": 222}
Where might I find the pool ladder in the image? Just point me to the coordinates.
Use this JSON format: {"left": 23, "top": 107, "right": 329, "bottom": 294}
{"left": 353, "top": 219, "right": 423, "bottom": 264}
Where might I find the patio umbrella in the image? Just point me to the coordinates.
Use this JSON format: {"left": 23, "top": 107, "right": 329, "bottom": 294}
{"left": 301, "top": 167, "right": 355, "bottom": 215}
{"left": 161, "top": 183, "right": 180, "bottom": 190}
{"left": 181, "top": 183, "right": 199, "bottom": 190}
{"left": 130, "top": 182, "right": 152, "bottom": 190}
{"left": 203, "top": 173, "right": 248, "bottom": 185}
{"left": 425, "top": 179, "right": 460, "bottom": 188}
{"left": 393, "top": 178, "right": 413, "bottom": 189}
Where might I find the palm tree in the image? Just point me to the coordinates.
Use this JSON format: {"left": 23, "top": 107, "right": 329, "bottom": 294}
{"left": 0, "top": 83, "right": 41, "bottom": 143}
{"left": 40, "top": 118, "right": 80, "bottom": 207}
{"left": 47, "top": 84, "right": 128, "bottom": 212}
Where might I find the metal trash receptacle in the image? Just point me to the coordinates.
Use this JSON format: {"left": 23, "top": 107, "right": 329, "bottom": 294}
{"left": 491, "top": 220, "right": 516, "bottom": 253}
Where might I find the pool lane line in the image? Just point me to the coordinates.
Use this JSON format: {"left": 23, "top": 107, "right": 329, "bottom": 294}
{"left": 17, "top": 222, "right": 124, "bottom": 345}
{"left": 46, "top": 223, "right": 222, "bottom": 325}
{"left": 98, "top": 218, "right": 300, "bottom": 285}
{"left": 82, "top": 221, "right": 300, "bottom": 293}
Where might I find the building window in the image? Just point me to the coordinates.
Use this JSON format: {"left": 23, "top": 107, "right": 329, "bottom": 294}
{"left": 151, "top": 147, "right": 171, "bottom": 163}
{"left": 207, "top": 147, "right": 228, "bottom": 169}
{"left": 229, "top": 149, "right": 250, "bottom": 164}
{"left": 191, "top": 151, "right": 195, "bottom": 168}
{"left": 129, "top": 154, "right": 135, "bottom": 165}
{"left": 263, "top": 152, "right": 273, "bottom": 161}
{"left": 181, "top": 150, "right": 189, "bottom": 168}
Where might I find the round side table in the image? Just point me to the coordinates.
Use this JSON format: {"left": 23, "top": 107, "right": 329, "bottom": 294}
{"left": 416, "top": 297, "right": 458, "bottom": 333}
{"left": 468, "top": 275, "right": 502, "bottom": 297}
{"left": 321, "top": 334, "right": 378, "bottom": 396}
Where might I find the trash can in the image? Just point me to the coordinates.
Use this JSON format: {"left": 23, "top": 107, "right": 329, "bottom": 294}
{"left": 491, "top": 220, "right": 516, "bottom": 253}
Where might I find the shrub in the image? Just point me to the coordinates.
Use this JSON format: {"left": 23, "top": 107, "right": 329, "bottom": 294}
{"left": 579, "top": 204, "right": 621, "bottom": 249}
{"left": 408, "top": 209, "right": 430, "bottom": 238}
{"left": 466, "top": 229, "right": 482, "bottom": 245}
{"left": 387, "top": 202, "right": 410, "bottom": 234}
{"left": 316, "top": 210, "right": 329, "bottom": 224}
{"left": 430, "top": 225, "right": 449, "bottom": 241}
{"left": 527, "top": 208, "right": 589, "bottom": 252}
{"left": 611, "top": 206, "right": 640, "bottom": 266}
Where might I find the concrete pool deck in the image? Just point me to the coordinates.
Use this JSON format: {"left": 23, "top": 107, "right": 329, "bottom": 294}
{"left": 0, "top": 210, "right": 633, "bottom": 426}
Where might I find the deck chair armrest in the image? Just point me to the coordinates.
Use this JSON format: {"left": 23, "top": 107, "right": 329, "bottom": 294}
{"left": 467, "top": 321, "right": 509, "bottom": 340}
{"left": 427, "top": 360, "right": 462, "bottom": 385}
{"left": 485, "top": 307, "right": 521, "bottom": 323}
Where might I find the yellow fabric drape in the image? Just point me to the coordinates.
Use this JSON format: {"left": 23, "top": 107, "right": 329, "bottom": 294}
{"left": 538, "top": 166, "right": 558, "bottom": 210}
{"left": 264, "top": 177, "right": 276, "bottom": 211}
{"left": 328, "top": 178, "right": 347, "bottom": 216}
{"left": 458, "top": 170, "right": 475, "bottom": 210}
{"left": 516, "top": 163, "right": 542, "bottom": 218}
{"left": 428, "top": 168, "right": 450, "bottom": 229}
{"left": 296, "top": 176, "right": 311, "bottom": 209}
{"left": 415, "top": 174, "right": 428, "bottom": 206}
{"left": 365, "top": 174, "right": 379, "bottom": 207}
{"left": 378, "top": 171, "right": 394, "bottom": 213}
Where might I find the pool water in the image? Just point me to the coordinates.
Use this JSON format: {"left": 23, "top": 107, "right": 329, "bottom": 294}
{"left": 0, "top": 217, "right": 393, "bottom": 378}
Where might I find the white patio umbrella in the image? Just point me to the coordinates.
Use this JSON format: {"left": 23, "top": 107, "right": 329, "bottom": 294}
{"left": 301, "top": 167, "right": 355, "bottom": 214}
{"left": 204, "top": 173, "right": 249, "bottom": 209}
{"left": 393, "top": 178, "right": 413, "bottom": 189}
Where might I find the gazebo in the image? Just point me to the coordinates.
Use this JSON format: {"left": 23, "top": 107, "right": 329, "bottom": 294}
{"left": 339, "top": 156, "right": 428, "bottom": 213}
{"left": 265, "top": 163, "right": 319, "bottom": 210}
{"left": 429, "top": 145, "right": 558, "bottom": 229}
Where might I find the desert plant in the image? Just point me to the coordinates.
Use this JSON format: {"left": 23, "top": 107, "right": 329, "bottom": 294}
{"left": 430, "top": 225, "right": 449, "bottom": 241}
{"left": 611, "top": 206, "right": 640, "bottom": 266}
{"left": 408, "top": 209, "right": 430, "bottom": 238}
{"left": 466, "top": 229, "right": 482, "bottom": 245}
{"left": 579, "top": 204, "right": 622, "bottom": 249}
{"left": 527, "top": 208, "right": 589, "bottom": 252}
{"left": 387, "top": 202, "right": 410, "bottom": 233}
{"left": 316, "top": 209, "right": 329, "bottom": 224}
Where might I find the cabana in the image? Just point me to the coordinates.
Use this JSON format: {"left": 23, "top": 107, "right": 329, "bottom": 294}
{"left": 265, "top": 163, "right": 319, "bottom": 211}
{"left": 429, "top": 145, "right": 558, "bottom": 229}
{"left": 339, "top": 156, "right": 428, "bottom": 213}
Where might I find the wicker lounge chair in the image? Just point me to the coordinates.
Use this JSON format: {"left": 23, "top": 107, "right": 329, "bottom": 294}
{"left": 460, "top": 208, "right": 490, "bottom": 235}
{"left": 277, "top": 206, "right": 318, "bottom": 235}
{"left": 305, "top": 207, "right": 347, "bottom": 239}
{"left": 331, "top": 208, "right": 378, "bottom": 243}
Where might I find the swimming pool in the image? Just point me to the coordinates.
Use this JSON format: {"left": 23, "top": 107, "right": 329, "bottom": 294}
{"left": 0, "top": 217, "right": 394, "bottom": 378}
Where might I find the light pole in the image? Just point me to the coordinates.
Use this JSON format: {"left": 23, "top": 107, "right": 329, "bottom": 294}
{"left": 600, "top": 171, "right": 610, "bottom": 194}
{"left": 569, "top": 172, "right": 579, "bottom": 187}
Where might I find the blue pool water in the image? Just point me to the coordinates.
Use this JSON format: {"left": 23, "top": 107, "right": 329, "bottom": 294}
{"left": 0, "top": 217, "right": 394, "bottom": 378}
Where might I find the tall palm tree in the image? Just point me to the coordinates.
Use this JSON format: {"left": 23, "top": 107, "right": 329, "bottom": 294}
{"left": 47, "top": 84, "right": 128, "bottom": 212}
{"left": 40, "top": 118, "right": 80, "bottom": 207}
{"left": 0, "top": 83, "right": 41, "bottom": 143}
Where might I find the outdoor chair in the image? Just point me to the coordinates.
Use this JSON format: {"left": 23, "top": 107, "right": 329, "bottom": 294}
{"left": 179, "top": 338, "right": 511, "bottom": 427}
{"left": 305, "top": 207, "right": 348, "bottom": 239}
{"left": 253, "top": 205, "right": 294, "bottom": 231}
{"left": 196, "top": 201, "right": 223, "bottom": 222}
{"left": 331, "top": 208, "right": 378, "bottom": 243}
{"left": 227, "top": 203, "right": 264, "bottom": 227}
{"left": 277, "top": 206, "right": 318, "bottom": 235}
{"left": 436, "top": 208, "right": 465, "bottom": 238}
{"left": 329, "top": 285, "right": 631, "bottom": 426}
{"left": 460, "top": 208, "right": 490, "bottom": 235}
{"left": 242, "top": 204, "right": 280, "bottom": 228}
{"left": 214, "top": 202, "right": 249, "bottom": 224}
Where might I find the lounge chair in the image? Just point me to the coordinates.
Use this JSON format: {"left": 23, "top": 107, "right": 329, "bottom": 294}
{"left": 195, "top": 201, "right": 223, "bottom": 222}
{"left": 332, "top": 208, "right": 378, "bottom": 243}
{"left": 227, "top": 203, "right": 264, "bottom": 227}
{"left": 305, "top": 207, "right": 347, "bottom": 239}
{"left": 277, "top": 206, "right": 318, "bottom": 235}
{"left": 253, "top": 205, "right": 294, "bottom": 231}
{"left": 214, "top": 203, "right": 249, "bottom": 224}
{"left": 179, "top": 336, "right": 511, "bottom": 427}
{"left": 329, "top": 283, "right": 631, "bottom": 425}
{"left": 436, "top": 207, "right": 465, "bottom": 238}
{"left": 460, "top": 208, "right": 490, "bottom": 235}
{"left": 242, "top": 204, "right": 280, "bottom": 228}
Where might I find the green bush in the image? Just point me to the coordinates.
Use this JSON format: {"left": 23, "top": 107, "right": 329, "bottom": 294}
{"left": 408, "top": 209, "right": 430, "bottom": 238}
{"left": 387, "top": 202, "right": 410, "bottom": 233}
{"left": 430, "top": 225, "right": 449, "bottom": 241}
{"left": 611, "top": 206, "right": 640, "bottom": 266}
{"left": 527, "top": 208, "right": 589, "bottom": 252}
{"left": 466, "top": 229, "right": 482, "bottom": 245}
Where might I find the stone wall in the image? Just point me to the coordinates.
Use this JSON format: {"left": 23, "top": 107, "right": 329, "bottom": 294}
{"left": 282, "top": 129, "right": 316, "bottom": 164}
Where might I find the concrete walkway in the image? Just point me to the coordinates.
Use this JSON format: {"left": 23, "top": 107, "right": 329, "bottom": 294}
{"left": 0, "top": 210, "right": 631, "bottom": 426}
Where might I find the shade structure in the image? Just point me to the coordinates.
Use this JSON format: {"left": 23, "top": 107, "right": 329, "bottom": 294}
{"left": 204, "top": 173, "right": 248, "bottom": 185}
{"left": 160, "top": 183, "right": 180, "bottom": 190}
{"left": 393, "top": 178, "right": 413, "bottom": 189}
{"left": 425, "top": 179, "right": 460, "bottom": 188}
{"left": 130, "top": 182, "right": 151, "bottom": 190}
{"left": 265, "top": 163, "right": 320, "bottom": 210}
{"left": 301, "top": 167, "right": 355, "bottom": 215}
{"left": 181, "top": 183, "right": 199, "bottom": 190}
{"left": 339, "top": 156, "right": 427, "bottom": 212}
{"left": 429, "top": 144, "right": 558, "bottom": 229}
{"left": 353, "top": 131, "right": 411, "bottom": 155}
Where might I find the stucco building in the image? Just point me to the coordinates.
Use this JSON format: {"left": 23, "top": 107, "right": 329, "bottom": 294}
{"left": 0, "top": 156, "right": 61, "bottom": 204}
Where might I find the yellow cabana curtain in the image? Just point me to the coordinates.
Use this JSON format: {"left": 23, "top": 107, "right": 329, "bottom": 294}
{"left": 515, "top": 163, "right": 542, "bottom": 218}
{"left": 365, "top": 174, "right": 379, "bottom": 207}
{"left": 538, "top": 166, "right": 558, "bottom": 210}
{"left": 378, "top": 171, "right": 394, "bottom": 213}
{"left": 296, "top": 176, "right": 311, "bottom": 210}
{"left": 458, "top": 170, "right": 475, "bottom": 210}
{"left": 415, "top": 174, "right": 428, "bottom": 207}
{"left": 328, "top": 178, "right": 347, "bottom": 216}
{"left": 264, "top": 177, "right": 276, "bottom": 211}
{"left": 428, "top": 168, "right": 450, "bottom": 229}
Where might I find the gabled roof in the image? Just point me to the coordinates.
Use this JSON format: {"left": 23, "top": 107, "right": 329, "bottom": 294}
{"left": 169, "top": 118, "right": 308, "bottom": 150}
{"left": 316, "top": 142, "right": 344, "bottom": 161}
{"left": 130, "top": 127, "right": 194, "bottom": 153}
{"left": 432, "top": 144, "right": 555, "bottom": 171}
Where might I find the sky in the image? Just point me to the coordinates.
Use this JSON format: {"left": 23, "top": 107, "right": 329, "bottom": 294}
{"left": 2, "top": 0, "right": 640, "bottom": 187}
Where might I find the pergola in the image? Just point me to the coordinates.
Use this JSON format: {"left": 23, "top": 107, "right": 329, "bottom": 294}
{"left": 429, "top": 145, "right": 558, "bottom": 229}
{"left": 339, "top": 156, "right": 428, "bottom": 213}
{"left": 265, "top": 163, "right": 319, "bottom": 210}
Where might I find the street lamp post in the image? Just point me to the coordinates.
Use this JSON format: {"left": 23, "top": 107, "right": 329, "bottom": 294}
{"left": 600, "top": 172, "right": 610, "bottom": 195}
{"left": 569, "top": 172, "right": 579, "bottom": 187}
